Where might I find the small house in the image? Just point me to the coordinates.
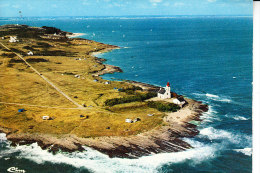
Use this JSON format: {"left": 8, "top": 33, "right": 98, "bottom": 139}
{"left": 27, "top": 51, "right": 33, "bottom": 56}
{"left": 9, "top": 36, "right": 19, "bottom": 43}
{"left": 173, "top": 98, "right": 181, "bottom": 105}
{"left": 125, "top": 118, "right": 133, "bottom": 123}
{"left": 104, "top": 81, "right": 110, "bottom": 85}
{"left": 93, "top": 79, "right": 98, "bottom": 82}
{"left": 173, "top": 96, "right": 186, "bottom": 107}
{"left": 42, "top": 116, "right": 50, "bottom": 120}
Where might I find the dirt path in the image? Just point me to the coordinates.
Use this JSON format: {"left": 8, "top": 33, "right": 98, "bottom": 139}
{"left": 0, "top": 101, "right": 85, "bottom": 110}
{"left": 0, "top": 41, "right": 83, "bottom": 108}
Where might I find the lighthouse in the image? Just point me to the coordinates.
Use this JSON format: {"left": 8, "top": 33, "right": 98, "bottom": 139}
{"left": 157, "top": 82, "right": 171, "bottom": 99}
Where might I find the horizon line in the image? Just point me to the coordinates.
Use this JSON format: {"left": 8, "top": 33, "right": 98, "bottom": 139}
{"left": 0, "top": 14, "right": 253, "bottom": 19}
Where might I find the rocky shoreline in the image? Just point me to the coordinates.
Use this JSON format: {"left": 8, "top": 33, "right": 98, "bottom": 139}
{"left": 0, "top": 27, "right": 208, "bottom": 159}
{"left": 1, "top": 97, "right": 208, "bottom": 159}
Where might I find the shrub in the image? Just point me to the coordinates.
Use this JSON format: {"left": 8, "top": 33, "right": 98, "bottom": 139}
{"left": 1, "top": 53, "right": 16, "bottom": 58}
{"left": 23, "top": 46, "right": 35, "bottom": 51}
{"left": 119, "top": 86, "right": 143, "bottom": 95}
{"left": 35, "top": 42, "right": 52, "bottom": 48}
{"left": 10, "top": 48, "right": 25, "bottom": 55}
{"left": 34, "top": 50, "right": 75, "bottom": 56}
{"left": 105, "top": 92, "right": 156, "bottom": 106}
{"left": 147, "top": 101, "right": 180, "bottom": 112}
{"left": 26, "top": 58, "right": 49, "bottom": 63}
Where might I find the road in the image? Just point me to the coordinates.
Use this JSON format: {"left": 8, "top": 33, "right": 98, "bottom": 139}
{"left": 0, "top": 41, "right": 83, "bottom": 108}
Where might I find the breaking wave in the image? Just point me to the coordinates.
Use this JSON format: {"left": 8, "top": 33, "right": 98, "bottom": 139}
{"left": 193, "top": 93, "right": 232, "bottom": 103}
{"left": 200, "top": 106, "right": 221, "bottom": 123}
{"left": 233, "top": 116, "right": 249, "bottom": 121}
{"left": 224, "top": 114, "right": 250, "bottom": 121}
{"left": 205, "top": 93, "right": 219, "bottom": 98}
{"left": 0, "top": 133, "right": 7, "bottom": 142}
{"left": 233, "top": 148, "right": 252, "bottom": 156}
{"left": 199, "top": 127, "right": 252, "bottom": 147}
{"left": 1, "top": 140, "right": 217, "bottom": 173}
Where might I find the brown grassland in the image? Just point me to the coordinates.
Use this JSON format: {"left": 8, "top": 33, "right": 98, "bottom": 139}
{"left": 0, "top": 25, "right": 165, "bottom": 138}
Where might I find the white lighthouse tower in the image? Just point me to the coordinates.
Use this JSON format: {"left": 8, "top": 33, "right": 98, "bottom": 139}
{"left": 157, "top": 82, "right": 171, "bottom": 99}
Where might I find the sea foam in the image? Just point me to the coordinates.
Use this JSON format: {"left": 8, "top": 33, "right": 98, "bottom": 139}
{"left": 200, "top": 106, "right": 221, "bottom": 123}
{"left": 233, "top": 148, "right": 252, "bottom": 156}
{"left": 199, "top": 127, "right": 252, "bottom": 147}
{"left": 193, "top": 93, "right": 232, "bottom": 103}
{"left": 233, "top": 116, "right": 249, "bottom": 121}
{"left": 4, "top": 140, "right": 217, "bottom": 173}
{"left": 0, "top": 133, "right": 7, "bottom": 142}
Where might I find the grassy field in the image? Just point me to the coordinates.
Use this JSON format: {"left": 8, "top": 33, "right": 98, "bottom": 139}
{"left": 0, "top": 25, "right": 166, "bottom": 138}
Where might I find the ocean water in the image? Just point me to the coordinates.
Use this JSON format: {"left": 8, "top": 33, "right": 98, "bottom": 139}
{"left": 0, "top": 16, "right": 252, "bottom": 173}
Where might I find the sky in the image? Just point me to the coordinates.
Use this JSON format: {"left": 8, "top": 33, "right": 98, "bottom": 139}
{"left": 0, "top": 0, "right": 253, "bottom": 17}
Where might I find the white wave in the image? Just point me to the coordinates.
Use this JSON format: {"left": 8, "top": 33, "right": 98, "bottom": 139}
{"left": 200, "top": 127, "right": 232, "bottom": 140}
{"left": 199, "top": 127, "right": 252, "bottom": 147}
{"left": 233, "top": 116, "right": 249, "bottom": 121}
{"left": 5, "top": 141, "right": 217, "bottom": 173}
{"left": 200, "top": 106, "right": 220, "bottom": 123}
{"left": 0, "top": 150, "right": 17, "bottom": 159}
{"left": 206, "top": 93, "right": 219, "bottom": 98}
{"left": 206, "top": 93, "right": 232, "bottom": 103}
{"left": 0, "top": 133, "right": 7, "bottom": 141}
{"left": 193, "top": 93, "right": 232, "bottom": 103}
{"left": 233, "top": 148, "right": 252, "bottom": 156}
{"left": 224, "top": 114, "right": 250, "bottom": 121}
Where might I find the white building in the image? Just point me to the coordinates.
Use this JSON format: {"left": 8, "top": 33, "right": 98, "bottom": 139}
{"left": 173, "top": 97, "right": 186, "bottom": 107}
{"left": 42, "top": 116, "right": 50, "bottom": 120}
{"left": 157, "top": 82, "right": 171, "bottom": 99}
{"left": 9, "top": 36, "right": 19, "bottom": 43}
{"left": 173, "top": 98, "right": 181, "bottom": 105}
{"left": 125, "top": 118, "right": 133, "bottom": 123}
{"left": 27, "top": 51, "right": 33, "bottom": 56}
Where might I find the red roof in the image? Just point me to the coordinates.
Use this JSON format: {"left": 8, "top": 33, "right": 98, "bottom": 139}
{"left": 167, "top": 82, "right": 170, "bottom": 87}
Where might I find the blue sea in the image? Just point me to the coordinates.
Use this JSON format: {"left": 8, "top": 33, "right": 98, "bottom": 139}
{"left": 0, "top": 16, "right": 252, "bottom": 173}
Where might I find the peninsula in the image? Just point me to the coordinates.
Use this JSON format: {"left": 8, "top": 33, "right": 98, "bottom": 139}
{"left": 0, "top": 25, "right": 208, "bottom": 158}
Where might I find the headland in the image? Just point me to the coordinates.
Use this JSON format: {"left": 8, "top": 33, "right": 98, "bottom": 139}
{"left": 0, "top": 24, "right": 208, "bottom": 158}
